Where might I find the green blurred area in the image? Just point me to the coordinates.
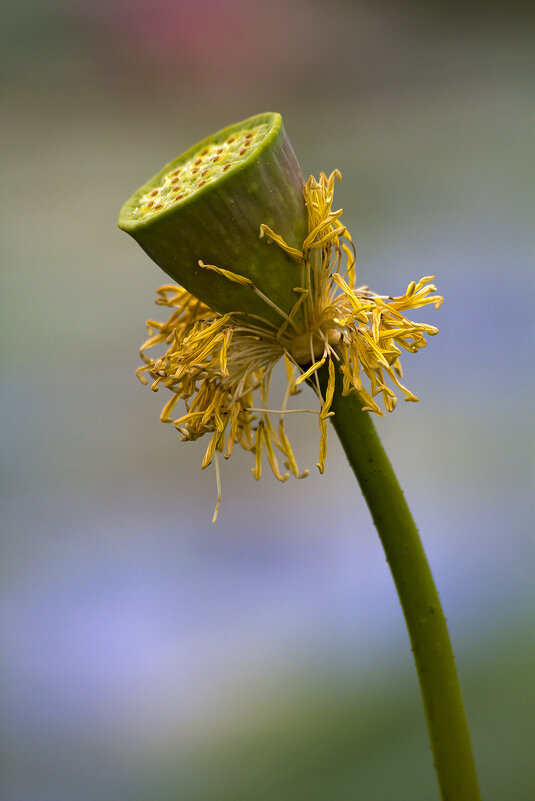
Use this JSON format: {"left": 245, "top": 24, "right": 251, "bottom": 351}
{"left": 138, "top": 631, "right": 535, "bottom": 801}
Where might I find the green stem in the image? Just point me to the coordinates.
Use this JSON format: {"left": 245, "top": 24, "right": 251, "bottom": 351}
{"left": 316, "top": 364, "right": 481, "bottom": 801}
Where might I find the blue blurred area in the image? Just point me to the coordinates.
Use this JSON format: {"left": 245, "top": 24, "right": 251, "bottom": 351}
{"left": 1, "top": 1, "right": 534, "bottom": 800}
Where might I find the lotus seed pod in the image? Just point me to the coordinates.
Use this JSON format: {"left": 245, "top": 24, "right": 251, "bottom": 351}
{"left": 118, "top": 112, "right": 308, "bottom": 326}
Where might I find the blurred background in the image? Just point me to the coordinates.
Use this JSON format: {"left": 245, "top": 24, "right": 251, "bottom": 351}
{"left": 2, "top": 1, "right": 534, "bottom": 799}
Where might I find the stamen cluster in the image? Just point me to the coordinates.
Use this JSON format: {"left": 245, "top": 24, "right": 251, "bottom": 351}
{"left": 137, "top": 172, "right": 443, "bottom": 518}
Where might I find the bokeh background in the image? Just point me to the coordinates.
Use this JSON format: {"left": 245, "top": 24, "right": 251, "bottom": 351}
{"left": 2, "top": 1, "right": 534, "bottom": 799}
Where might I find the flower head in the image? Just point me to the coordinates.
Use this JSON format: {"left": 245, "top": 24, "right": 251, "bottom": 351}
{"left": 132, "top": 169, "right": 442, "bottom": 521}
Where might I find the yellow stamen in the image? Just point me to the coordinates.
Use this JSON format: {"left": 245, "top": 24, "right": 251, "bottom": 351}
{"left": 295, "top": 357, "right": 327, "bottom": 386}
{"left": 259, "top": 225, "right": 303, "bottom": 262}
{"left": 212, "top": 451, "right": 222, "bottom": 524}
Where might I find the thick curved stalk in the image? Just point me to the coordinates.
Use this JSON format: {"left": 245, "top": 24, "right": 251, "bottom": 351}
{"left": 316, "top": 364, "right": 481, "bottom": 801}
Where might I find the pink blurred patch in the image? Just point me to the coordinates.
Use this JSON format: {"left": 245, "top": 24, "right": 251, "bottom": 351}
{"left": 104, "top": 0, "right": 284, "bottom": 71}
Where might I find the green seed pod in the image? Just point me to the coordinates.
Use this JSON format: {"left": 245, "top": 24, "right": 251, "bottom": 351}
{"left": 118, "top": 112, "right": 307, "bottom": 326}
